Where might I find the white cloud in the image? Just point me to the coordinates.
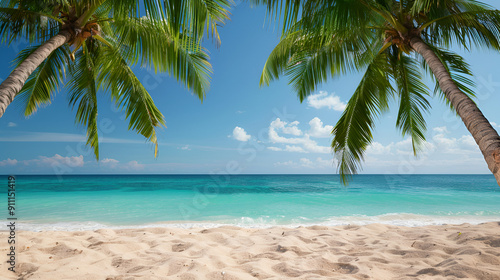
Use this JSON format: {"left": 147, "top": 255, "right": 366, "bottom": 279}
{"left": 0, "top": 158, "right": 18, "bottom": 166}
{"left": 308, "top": 117, "right": 333, "bottom": 138}
{"left": 315, "top": 157, "right": 333, "bottom": 168}
{"left": 301, "top": 135, "right": 331, "bottom": 153}
{"left": 284, "top": 145, "right": 307, "bottom": 153}
{"left": 367, "top": 142, "right": 393, "bottom": 155}
{"left": 43, "top": 154, "right": 84, "bottom": 167}
{"left": 102, "top": 158, "right": 119, "bottom": 164}
{"left": 101, "top": 158, "right": 119, "bottom": 168}
{"left": 307, "top": 91, "right": 347, "bottom": 111}
{"left": 232, "top": 126, "right": 251, "bottom": 142}
{"left": 7, "top": 122, "right": 17, "bottom": 127}
{"left": 236, "top": 110, "right": 245, "bottom": 114}
{"left": 433, "top": 126, "right": 449, "bottom": 134}
{"left": 361, "top": 128, "right": 477, "bottom": 160}
{"left": 100, "top": 158, "right": 145, "bottom": 170}
{"left": 431, "top": 128, "right": 477, "bottom": 154}
{"left": 459, "top": 135, "right": 476, "bottom": 147}
{"left": 300, "top": 158, "right": 314, "bottom": 168}
{"left": 179, "top": 145, "right": 191, "bottom": 150}
{"left": 267, "top": 145, "right": 307, "bottom": 153}
{"left": 268, "top": 118, "right": 331, "bottom": 154}
{"left": 123, "top": 161, "right": 144, "bottom": 171}
{"left": 270, "top": 118, "right": 302, "bottom": 136}
{"left": 274, "top": 160, "right": 296, "bottom": 167}
{"left": 273, "top": 126, "right": 486, "bottom": 174}
{"left": 24, "top": 154, "right": 84, "bottom": 167}
{"left": 491, "top": 122, "right": 500, "bottom": 128}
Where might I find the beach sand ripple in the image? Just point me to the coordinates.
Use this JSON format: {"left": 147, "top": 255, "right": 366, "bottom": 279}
{"left": 1, "top": 222, "right": 500, "bottom": 279}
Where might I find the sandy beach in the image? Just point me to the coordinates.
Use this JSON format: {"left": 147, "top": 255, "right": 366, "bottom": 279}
{"left": 0, "top": 222, "right": 499, "bottom": 279}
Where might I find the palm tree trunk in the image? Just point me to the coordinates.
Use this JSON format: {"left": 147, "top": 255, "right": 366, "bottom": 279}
{"left": 0, "top": 30, "right": 71, "bottom": 118}
{"left": 410, "top": 37, "right": 500, "bottom": 186}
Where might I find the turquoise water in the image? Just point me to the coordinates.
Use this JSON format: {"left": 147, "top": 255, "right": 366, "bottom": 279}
{"left": 4, "top": 175, "right": 500, "bottom": 230}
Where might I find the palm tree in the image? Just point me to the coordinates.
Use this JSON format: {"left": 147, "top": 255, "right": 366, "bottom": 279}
{"left": 254, "top": 0, "right": 500, "bottom": 186}
{"left": 0, "top": 0, "right": 232, "bottom": 159}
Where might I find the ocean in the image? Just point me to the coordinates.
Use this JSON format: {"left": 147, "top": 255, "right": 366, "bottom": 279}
{"left": 4, "top": 174, "right": 500, "bottom": 231}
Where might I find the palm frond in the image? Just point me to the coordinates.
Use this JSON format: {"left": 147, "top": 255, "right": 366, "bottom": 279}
{"left": 13, "top": 44, "right": 70, "bottom": 116}
{"left": 112, "top": 17, "right": 212, "bottom": 100}
{"left": 250, "top": 0, "right": 378, "bottom": 35}
{"left": 67, "top": 40, "right": 100, "bottom": 160}
{"left": 411, "top": 0, "right": 492, "bottom": 16}
{"left": 97, "top": 39, "right": 165, "bottom": 158}
{"left": 420, "top": 44, "right": 476, "bottom": 111}
{"left": 421, "top": 8, "right": 500, "bottom": 50}
{"left": 164, "top": 0, "right": 232, "bottom": 44}
{"left": 248, "top": 0, "right": 301, "bottom": 35}
{"left": 392, "top": 53, "right": 431, "bottom": 155}
{"left": 0, "top": 7, "right": 62, "bottom": 44}
{"left": 332, "top": 52, "right": 394, "bottom": 184}
{"left": 259, "top": 30, "right": 298, "bottom": 87}
{"left": 261, "top": 24, "right": 379, "bottom": 101}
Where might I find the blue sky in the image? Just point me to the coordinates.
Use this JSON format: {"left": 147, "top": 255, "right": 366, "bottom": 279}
{"left": 1, "top": 1, "right": 500, "bottom": 176}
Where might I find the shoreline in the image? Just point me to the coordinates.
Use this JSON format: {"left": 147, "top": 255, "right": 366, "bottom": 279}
{"left": 2, "top": 222, "right": 500, "bottom": 279}
{"left": 5, "top": 213, "right": 500, "bottom": 232}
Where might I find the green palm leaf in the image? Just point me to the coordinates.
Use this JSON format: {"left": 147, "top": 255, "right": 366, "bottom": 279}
{"left": 98, "top": 39, "right": 165, "bottom": 158}
{"left": 421, "top": 45, "right": 476, "bottom": 110}
{"left": 13, "top": 44, "right": 70, "bottom": 116}
{"left": 164, "top": 0, "right": 232, "bottom": 45}
{"left": 0, "top": 0, "right": 233, "bottom": 161}
{"left": 112, "top": 17, "right": 212, "bottom": 100}
{"left": 392, "top": 53, "right": 431, "bottom": 155}
{"left": 0, "top": 7, "right": 62, "bottom": 44}
{"left": 68, "top": 41, "right": 100, "bottom": 160}
{"left": 332, "top": 52, "right": 394, "bottom": 184}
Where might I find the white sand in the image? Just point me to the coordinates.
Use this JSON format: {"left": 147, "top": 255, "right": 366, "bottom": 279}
{"left": 1, "top": 222, "right": 500, "bottom": 279}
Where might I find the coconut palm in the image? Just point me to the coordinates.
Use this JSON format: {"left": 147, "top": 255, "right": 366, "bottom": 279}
{"left": 254, "top": 0, "right": 500, "bottom": 186}
{"left": 0, "top": 0, "right": 232, "bottom": 159}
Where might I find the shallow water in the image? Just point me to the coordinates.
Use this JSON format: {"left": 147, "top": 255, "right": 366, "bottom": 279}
{"left": 4, "top": 174, "right": 500, "bottom": 231}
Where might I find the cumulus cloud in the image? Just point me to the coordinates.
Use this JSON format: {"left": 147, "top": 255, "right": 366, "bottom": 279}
{"left": 7, "top": 122, "right": 17, "bottom": 127}
{"left": 99, "top": 158, "right": 145, "bottom": 170}
{"left": 0, "top": 155, "right": 86, "bottom": 170}
{"left": 123, "top": 161, "right": 144, "bottom": 171}
{"left": 308, "top": 117, "right": 333, "bottom": 138}
{"left": 366, "top": 142, "right": 393, "bottom": 155}
{"left": 306, "top": 91, "right": 347, "bottom": 111}
{"left": 301, "top": 136, "right": 331, "bottom": 153}
{"left": 284, "top": 145, "right": 307, "bottom": 153}
{"left": 432, "top": 128, "right": 477, "bottom": 154}
{"left": 268, "top": 118, "right": 332, "bottom": 154}
{"left": 267, "top": 145, "right": 307, "bottom": 153}
{"left": 101, "top": 158, "right": 119, "bottom": 168}
{"left": 41, "top": 154, "right": 84, "bottom": 167}
{"left": 0, "top": 158, "right": 18, "bottom": 166}
{"left": 274, "top": 160, "right": 296, "bottom": 167}
{"left": 361, "top": 126, "right": 480, "bottom": 159}
{"left": 270, "top": 119, "right": 302, "bottom": 136}
{"left": 315, "top": 157, "right": 333, "bottom": 168}
{"left": 433, "top": 126, "right": 449, "bottom": 134}
{"left": 232, "top": 126, "right": 251, "bottom": 142}
{"left": 459, "top": 135, "right": 476, "bottom": 147}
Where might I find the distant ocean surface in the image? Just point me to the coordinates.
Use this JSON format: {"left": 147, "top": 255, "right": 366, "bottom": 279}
{"left": 4, "top": 175, "right": 500, "bottom": 231}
